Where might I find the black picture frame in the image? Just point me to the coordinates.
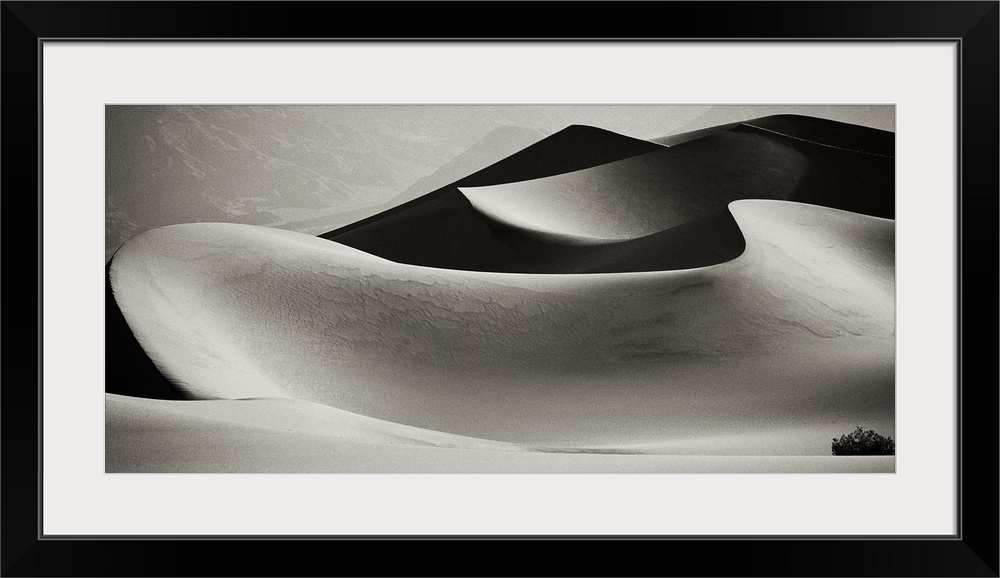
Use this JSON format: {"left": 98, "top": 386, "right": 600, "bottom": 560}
{"left": 3, "top": 2, "right": 997, "bottom": 576}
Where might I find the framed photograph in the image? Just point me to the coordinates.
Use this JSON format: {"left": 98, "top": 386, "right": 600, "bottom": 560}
{"left": 4, "top": 2, "right": 997, "bottom": 576}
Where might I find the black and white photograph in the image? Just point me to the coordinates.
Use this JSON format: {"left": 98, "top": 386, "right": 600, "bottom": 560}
{"left": 7, "top": 1, "right": 993, "bottom": 572}
{"left": 105, "top": 104, "right": 896, "bottom": 474}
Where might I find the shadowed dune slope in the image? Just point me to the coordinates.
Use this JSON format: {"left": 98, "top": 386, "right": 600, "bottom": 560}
{"left": 318, "top": 192, "right": 745, "bottom": 274}
{"left": 447, "top": 124, "right": 664, "bottom": 186}
{"left": 382, "top": 125, "right": 548, "bottom": 208}
{"left": 745, "top": 114, "right": 895, "bottom": 157}
{"left": 109, "top": 200, "right": 893, "bottom": 449}
{"left": 462, "top": 123, "right": 894, "bottom": 240}
{"left": 324, "top": 116, "right": 893, "bottom": 273}
{"left": 650, "top": 122, "right": 743, "bottom": 146}
{"left": 105, "top": 261, "right": 184, "bottom": 400}
{"left": 321, "top": 125, "right": 663, "bottom": 272}
{"left": 502, "top": 209, "right": 747, "bottom": 274}
{"left": 325, "top": 124, "right": 662, "bottom": 237}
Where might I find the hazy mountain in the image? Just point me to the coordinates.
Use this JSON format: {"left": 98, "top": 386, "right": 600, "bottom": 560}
{"left": 280, "top": 125, "right": 550, "bottom": 237}
{"left": 386, "top": 125, "right": 547, "bottom": 207}
{"left": 662, "top": 105, "right": 895, "bottom": 139}
{"left": 105, "top": 106, "right": 543, "bottom": 260}
{"left": 105, "top": 105, "right": 723, "bottom": 260}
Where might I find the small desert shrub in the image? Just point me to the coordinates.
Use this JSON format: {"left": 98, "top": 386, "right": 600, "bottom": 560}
{"left": 831, "top": 426, "right": 895, "bottom": 455}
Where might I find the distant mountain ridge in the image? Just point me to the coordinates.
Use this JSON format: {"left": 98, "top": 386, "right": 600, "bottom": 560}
{"left": 105, "top": 106, "right": 556, "bottom": 261}
{"left": 274, "top": 126, "right": 552, "bottom": 240}
{"left": 386, "top": 125, "right": 549, "bottom": 208}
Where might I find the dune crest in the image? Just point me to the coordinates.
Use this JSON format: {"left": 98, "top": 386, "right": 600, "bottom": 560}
{"left": 322, "top": 116, "right": 893, "bottom": 273}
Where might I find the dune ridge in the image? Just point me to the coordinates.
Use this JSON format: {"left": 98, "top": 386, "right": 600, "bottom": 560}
{"left": 325, "top": 124, "right": 662, "bottom": 238}
{"left": 321, "top": 115, "right": 893, "bottom": 274}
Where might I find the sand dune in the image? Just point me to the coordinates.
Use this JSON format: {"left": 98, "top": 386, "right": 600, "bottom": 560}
{"left": 321, "top": 125, "right": 664, "bottom": 272}
{"left": 461, "top": 123, "right": 893, "bottom": 241}
{"left": 107, "top": 115, "right": 894, "bottom": 472}
{"left": 325, "top": 116, "right": 893, "bottom": 273}
{"left": 109, "top": 200, "right": 893, "bottom": 452}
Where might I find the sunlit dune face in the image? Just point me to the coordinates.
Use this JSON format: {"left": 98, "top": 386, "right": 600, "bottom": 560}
{"left": 111, "top": 200, "right": 893, "bottom": 448}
